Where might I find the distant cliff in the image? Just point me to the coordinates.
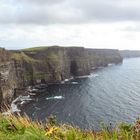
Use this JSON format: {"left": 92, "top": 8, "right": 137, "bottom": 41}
{"left": 0, "top": 46, "right": 123, "bottom": 103}
{"left": 120, "top": 50, "right": 140, "bottom": 58}
{"left": 86, "top": 49, "right": 122, "bottom": 69}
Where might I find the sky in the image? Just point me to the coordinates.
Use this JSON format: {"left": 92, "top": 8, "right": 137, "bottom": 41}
{"left": 1, "top": 0, "right": 140, "bottom": 50}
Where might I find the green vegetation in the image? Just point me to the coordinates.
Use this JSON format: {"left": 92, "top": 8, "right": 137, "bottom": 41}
{"left": 32, "top": 72, "right": 47, "bottom": 80}
{"left": 0, "top": 113, "right": 140, "bottom": 140}
{"left": 22, "top": 45, "right": 60, "bottom": 52}
{"left": 22, "top": 46, "right": 49, "bottom": 52}
{"left": 11, "top": 52, "right": 39, "bottom": 63}
{"left": 11, "top": 50, "right": 62, "bottom": 82}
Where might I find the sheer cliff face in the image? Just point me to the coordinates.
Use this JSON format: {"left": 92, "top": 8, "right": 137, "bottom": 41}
{"left": 86, "top": 49, "right": 123, "bottom": 68}
{"left": 10, "top": 47, "right": 90, "bottom": 84}
{"left": 0, "top": 46, "right": 123, "bottom": 102}
{"left": 9, "top": 47, "right": 122, "bottom": 86}
{"left": 0, "top": 48, "right": 11, "bottom": 103}
{"left": 0, "top": 73, "right": 3, "bottom": 107}
{"left": 120, "top": 50, "right": 140, "bottom": 58}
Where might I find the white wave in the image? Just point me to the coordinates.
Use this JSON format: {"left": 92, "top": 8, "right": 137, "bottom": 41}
{"left": 10, "top": 95, "right": 32, "bottom": 113}
{"left": 77, "top": 74, "right": 99, "bottom": 79}
{"left": 64, "top": 79, "right": 69, "bottom": 82}
{"left": 61, "top": 77, "right": 74, "bottom": 84}
{"left": 46, "top": 96, "right": 64, "bottom": 100}
{"left": 76, "top": 75, "right": 89, "bottom": 78}
{"left": 29, "top": 93, "right": 36, "bottom": 96}
{"left": 108, "top": 63, "right": 115, "bottom": 66}
{"left": 71, "top": 82, "right": 79, "bottom": 84}
{"left": 20, "top": 101, "right": 26, "bottom": 105}
{"left": 28, "top": 88, "right": 38, "bottom": 93}
{"left": 11, "top": 102, "right": 21, "bottom": 113}
{"left": 89, "top": 74, "right": 99, "bottom": 78}
{"left": 20, "top": 95, "right": 32, "bottom": 101}
{"left": 2, "top": 94, "right": 33, "bottom": 115}
{"left": 93, "top": 74, "right": 99, "bottom": 77}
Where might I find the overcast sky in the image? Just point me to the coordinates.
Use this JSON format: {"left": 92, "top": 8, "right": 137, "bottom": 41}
{"left": 1, "top": 0, "right": 140, "bottom": 50}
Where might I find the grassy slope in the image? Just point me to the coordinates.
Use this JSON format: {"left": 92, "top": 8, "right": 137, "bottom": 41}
{"left": 0, "top": 114, "right": 140, "bottom": 140}
{"left": 21, "top": 45, "right": 60, "bottom": 52}
{"left": 22, "top": 46, "right": 49, "bottom": 52}
{"left": 11, "top": 51, "right": 39, "bottom": 63}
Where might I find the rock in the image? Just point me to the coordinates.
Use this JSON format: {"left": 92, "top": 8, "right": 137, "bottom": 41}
{"left": 8, "top": 47, "right": 122, "bottom": 86}
{"left": 120, "top": 50, "right": 140, "bottom": 58}
{"left": 86, "top": 49, "right": 123, "bottom": 69}
{"left": 0, "top": 46, "right": 123, "bottom": 108}
{"left": 0, "top": 86, "right": 3, "bottom": 110}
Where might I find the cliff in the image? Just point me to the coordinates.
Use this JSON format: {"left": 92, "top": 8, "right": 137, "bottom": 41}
{"left": 0, "top": 48, "right": 13, "bottom": 105}
{"left": 0, "top": 46, "right": 123, "bottom": 104}
{"left": 120, "top": 50, "right": 140, "bottom": 58}
{"left": 10, "top": 46, "right": 90, "bottom": 84}
{"left": 86, "top": 49, "right": 122, "bottom": 69}
{"left": 10, "top": 46, "right": 122, "bottom": 85}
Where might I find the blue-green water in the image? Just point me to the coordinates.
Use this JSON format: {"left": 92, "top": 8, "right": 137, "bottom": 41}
{"left": 25, "top": 58, "right": 140, "bottom": 129}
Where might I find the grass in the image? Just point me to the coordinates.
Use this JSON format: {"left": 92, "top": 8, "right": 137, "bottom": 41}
{"left": 22, "top": 46, "right": 49, "bottom": 52}
{"left": 11, "top": 52, "right": 39, "bottom": 63}
{"left": 21, "top": 45, "right": 60, "bottom": 52}
{"left": 0, "top": 113, "right": 140, "bottom": 140}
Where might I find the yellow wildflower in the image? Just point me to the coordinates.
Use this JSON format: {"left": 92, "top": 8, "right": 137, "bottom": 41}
{"left": 45, "top": 126, "right": 58, "bottom": 136}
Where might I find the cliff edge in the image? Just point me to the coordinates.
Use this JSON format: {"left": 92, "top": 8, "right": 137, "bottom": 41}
{"left": 0, "top": 46, "right": 123, "bottom": 104}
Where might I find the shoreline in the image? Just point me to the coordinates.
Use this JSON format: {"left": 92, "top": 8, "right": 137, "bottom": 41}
{"left": 2, "top": 62, "right": 117, "bottom": 115}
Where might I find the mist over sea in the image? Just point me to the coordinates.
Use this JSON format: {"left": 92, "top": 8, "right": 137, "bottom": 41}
{"left": 24, "top": 58, "right": 140, "bottom": 129}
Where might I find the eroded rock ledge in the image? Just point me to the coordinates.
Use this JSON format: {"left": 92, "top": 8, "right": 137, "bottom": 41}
{"left": 0, "top": 46, "right": 123, "bottom": 104}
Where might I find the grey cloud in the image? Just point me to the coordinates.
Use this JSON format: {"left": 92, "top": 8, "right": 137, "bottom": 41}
{"left": 1, "top": 0, "right": 140, "bottom": 25}
{"left": 17, "top": 0, "right": 65, "bottom": 5}
{"left": 15, "top": 4, "right": 84, "bottom": 24}
{"left": 73, "top": 0, "right": 140, "bottom": 22}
